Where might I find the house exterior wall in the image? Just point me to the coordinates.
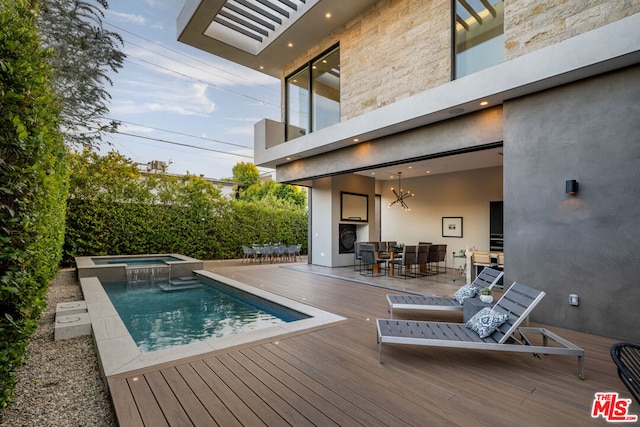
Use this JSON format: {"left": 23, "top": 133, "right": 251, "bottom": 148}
{"left": 503, "top": 65, "right": 640, "bottom": 342}
{"left": 281, "top": 0, "right": 640, "bottom": 123}
{"left": 272, "top": 2, "right": 640, "bottom": 341}
{"left": 276, "top": 107, "right": 503, "bottom": 183}
{"left": 505, "top": 0, "right": 640, "bottom": 59}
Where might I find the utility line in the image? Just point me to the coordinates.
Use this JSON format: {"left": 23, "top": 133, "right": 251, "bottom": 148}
{"left": 104, "top": 21, "right": 280, "bottom": 108}
{"left": 111, "top": 130, "right": 254, "bottom": 159}
{"left": 107, "top": 117, "right": 252, "bottom": 149}
{"left": 123, "top": 55, "right": 279, "bottom": 109}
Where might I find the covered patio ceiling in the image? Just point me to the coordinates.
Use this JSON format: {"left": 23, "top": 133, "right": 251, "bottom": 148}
{"left": 354, "top": 146, "right": 504, "bottom": 181}
{"left": 177, "top": 0, "right": 379, "bottom": 78}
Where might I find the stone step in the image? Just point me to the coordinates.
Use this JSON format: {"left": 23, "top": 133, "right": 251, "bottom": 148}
{"left": 54, "top": 313, "right": 92, "bottom": 341}
{"left": 158, "top": 282, "right": 203, "bottom": 292}
{"left": 169, "top": 277, "right": 201, "bottom": 286}
{"left": 55, "top": 301, "right": 87, "bottom": 316}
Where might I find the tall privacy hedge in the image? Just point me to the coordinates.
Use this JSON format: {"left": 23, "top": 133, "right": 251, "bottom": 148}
{"left": 0, "top": 0, "right": 69, "bottom": 408}
{"left": 62, "top": 150, "right": 308, "bottom": 264}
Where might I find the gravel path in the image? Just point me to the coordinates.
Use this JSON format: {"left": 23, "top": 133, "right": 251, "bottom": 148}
{"left": 0, "top": 269, "right": 116, "bottom": 427}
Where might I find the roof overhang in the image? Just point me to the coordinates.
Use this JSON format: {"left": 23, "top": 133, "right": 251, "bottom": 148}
{"left": 177, "top": 0, "right": 379, "bottom": 78}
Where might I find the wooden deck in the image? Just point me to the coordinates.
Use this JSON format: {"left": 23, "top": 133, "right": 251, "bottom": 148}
{"left": 107, "top": 262, "right": 630, "bottom": 426}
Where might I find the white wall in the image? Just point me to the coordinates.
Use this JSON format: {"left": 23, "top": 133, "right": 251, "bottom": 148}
{"left": 311, "top": 174, "right": 376, "bottom": 267}
{"left": 310, "top": 177, "right": 333, "bottom": 267}
{"left": 380, "top": 166, "right": 503, "bottom": 267}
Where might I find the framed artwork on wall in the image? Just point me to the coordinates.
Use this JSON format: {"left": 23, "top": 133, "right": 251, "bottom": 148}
{"left": 442, "top": 217, "right": 463, "bottom": 238}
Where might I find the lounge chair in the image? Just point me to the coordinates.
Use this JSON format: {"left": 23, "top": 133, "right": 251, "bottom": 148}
{"left": 377, "top": 282, "right": 585, "bottom": 378}
{"left": 610, "top": 342, "right": 640, "bottom": 404}
{"left": 385, "top": 267, "right": 504, "bottom": 318}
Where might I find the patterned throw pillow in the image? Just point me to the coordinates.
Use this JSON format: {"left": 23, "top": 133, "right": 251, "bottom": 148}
{"left": 452, "top": 284, "right": 478, "bottom": 304}
{"left": 466, "top": 307, "right": 509, "bottom": 339}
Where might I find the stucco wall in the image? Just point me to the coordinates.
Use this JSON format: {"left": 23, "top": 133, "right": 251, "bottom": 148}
{"left": 310, "top": 174, "right": 376, "bottom": 267}
{"left": 276, "top": 107, "right": 503, "bottom": 183}
{"left": 503, "top": 65, "right": 640, "bottom": 342}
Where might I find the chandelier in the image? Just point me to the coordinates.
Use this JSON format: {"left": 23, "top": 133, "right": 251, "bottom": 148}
{"left": 388, "top": 172, "right": 414, "bottom": 211}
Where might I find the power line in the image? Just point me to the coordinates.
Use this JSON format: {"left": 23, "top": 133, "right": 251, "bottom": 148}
{"left": 104, "top": 21, "right": 281, "bottom": 108}
{"left": 110, "top": 130, "right": 254, "bottom": 159}
{"left": 108, "top": 118, "right": 252, "bottom": 149}
{"left": 123, "top": 55, "right": 279, "bottom": 109}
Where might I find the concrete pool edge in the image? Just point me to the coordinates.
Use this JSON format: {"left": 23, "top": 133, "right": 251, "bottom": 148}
{"left": 81, "top": 270, "right": 346, "bottom": 377}
{"left": 76, "top": 253, "right": 204, "bottom": 282}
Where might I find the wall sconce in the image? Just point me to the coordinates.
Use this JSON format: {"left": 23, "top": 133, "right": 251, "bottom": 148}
{"left": 566, "top": 180, "right": 579, "bottom": 195}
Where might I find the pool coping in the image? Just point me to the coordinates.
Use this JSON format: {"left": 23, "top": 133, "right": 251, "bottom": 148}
{"left": 76, "top": 254, "right": 204, "bottom": 282}
{"left": 81, "top": 270, "right": 346, "bottom": 377}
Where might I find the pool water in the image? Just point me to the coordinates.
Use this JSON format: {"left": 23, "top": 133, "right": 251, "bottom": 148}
{"left": 102, "top": 278, "right": 309, "bottom": 353}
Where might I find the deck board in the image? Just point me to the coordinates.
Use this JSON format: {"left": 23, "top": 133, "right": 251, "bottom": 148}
{"left": 173, "top": 363, "right": 238, "bottom": 427}
{"left": 108, "top": 262, "right": 628, "bottom": 426}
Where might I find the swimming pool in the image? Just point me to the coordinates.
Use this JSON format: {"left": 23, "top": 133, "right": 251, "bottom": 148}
{"left": 81, "top": 269, "right": 345, "bottom": 376}
{"left": 102, "top": 277, "right": 309, "bottom": 353}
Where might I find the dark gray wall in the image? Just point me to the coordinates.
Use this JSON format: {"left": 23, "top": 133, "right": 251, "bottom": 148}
{"left": 504, "top": 65, "right": 640, "bottom": 342}
{"left": 277, "top": 108, "right": 503, "bottom": 183}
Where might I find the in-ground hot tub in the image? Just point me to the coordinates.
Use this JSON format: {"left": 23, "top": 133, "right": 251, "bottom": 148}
{"left": 75, "top": 254, "right": 204, "bottom": 283}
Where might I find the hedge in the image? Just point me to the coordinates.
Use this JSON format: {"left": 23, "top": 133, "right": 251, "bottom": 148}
{"left": 0, "top": 0, "right": 69, "bottom": 408}
{"left": 63, "top": 198, "right": 308, "bottom": 263}
{"left": 62, "top": 151, "right": 308, "bottom": 264}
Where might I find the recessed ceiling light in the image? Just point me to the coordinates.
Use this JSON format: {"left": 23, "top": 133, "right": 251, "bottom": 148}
{"left": 286, "top": 157, "right": 291, "bottom": 160}
{"left": 288, "top": 42, "right": 293, "bottom": 47}
{"left": 480, "top": 101, "right": 489, "bottom": 106}
{"left": 325, "top": 12, "right": 332, "bottom": 18}
{"left": 353, "top": 138, "right": 359, "bottom": 142}
{"left": 408, "top": 166, "right": 412, "bottom": 169}
{"left": 259, "top": 65, "right": 264, "bottom": 70}
{"left": 426, "top": 170, "right": 431, "bottom": 174}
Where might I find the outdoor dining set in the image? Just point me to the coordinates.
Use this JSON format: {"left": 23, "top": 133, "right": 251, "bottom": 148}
{"left": 356, "top": 242, "right": 505, "bottom": 280}
{"left": 355, "top": 241, "right": 448, "bottom": 278}
{"left": 241, "top": 244, "right": 302, "bottom": 264}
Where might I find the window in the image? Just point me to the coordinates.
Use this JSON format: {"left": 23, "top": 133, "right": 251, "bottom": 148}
{"left": 453, "top": 1, "right": 504, "bottom": 79}
{"left": 286, "top": 45, "right": 340, "bottom": 141}
{"left": 286, "top": 68, "right": 309, "bottom": 140}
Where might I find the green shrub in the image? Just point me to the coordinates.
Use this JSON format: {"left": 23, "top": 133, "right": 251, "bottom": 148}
{"left": 0, "top": 0, "right": 69, "bottom": 408}
{"left": 62, "top": 151, "right": 308, "bottom": 264}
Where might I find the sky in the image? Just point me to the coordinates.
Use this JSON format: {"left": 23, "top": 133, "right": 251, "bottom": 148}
{"left": 99, "top": 0, "right": 281, "bottom": 179}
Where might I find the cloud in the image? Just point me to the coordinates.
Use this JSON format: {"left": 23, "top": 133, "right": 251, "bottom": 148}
{"left": 107, "top": 10, "right": 148, "bottom": 26}
{"left": 111, "top": 79, "right": 216, "bottom": 117}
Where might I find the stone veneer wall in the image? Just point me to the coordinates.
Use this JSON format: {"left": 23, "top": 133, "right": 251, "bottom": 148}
{"left": 505, "top": 0, "right": 640, "bottom": 60}
{"left": 281, "top": 1, "right": 640, "bottom": 123}
{"left": 281, "top": 0, "right": 451, "bottom": 122}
